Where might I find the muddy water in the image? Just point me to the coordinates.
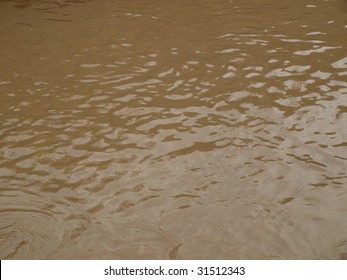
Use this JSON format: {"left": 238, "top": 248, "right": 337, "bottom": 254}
{"left": 0, "top": 0, "right": 347, "bottom": 260}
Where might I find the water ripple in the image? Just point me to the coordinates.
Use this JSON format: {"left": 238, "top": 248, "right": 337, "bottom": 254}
{"left": 0, "top": 0, "right": 346, "bottom": 259}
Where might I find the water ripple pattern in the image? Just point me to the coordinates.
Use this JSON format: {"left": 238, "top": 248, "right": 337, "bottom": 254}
{"left": 0, "top": 0, "right": 346, "bottom": 259}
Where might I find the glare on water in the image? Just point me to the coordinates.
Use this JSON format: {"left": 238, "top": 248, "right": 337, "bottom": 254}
{"left": 0, "top": 0, "right": 346, "bottom": 259}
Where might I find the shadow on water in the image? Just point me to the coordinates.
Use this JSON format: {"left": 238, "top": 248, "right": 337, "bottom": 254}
{"left": 0, "top": 0, "right": 92, "bottom": 9}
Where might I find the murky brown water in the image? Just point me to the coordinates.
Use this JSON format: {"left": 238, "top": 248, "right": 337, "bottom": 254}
{"left": 0, "top": 0, "right": 347, "bottom": 260}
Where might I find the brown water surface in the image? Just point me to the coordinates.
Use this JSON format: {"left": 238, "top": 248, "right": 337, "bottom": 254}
{"left": 0, "top": 0, "right": 347, "bottom": 259}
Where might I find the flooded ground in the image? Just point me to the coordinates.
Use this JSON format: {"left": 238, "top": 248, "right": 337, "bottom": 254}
{"left": 0, "top": 0, "right": 346, "bottom": 259}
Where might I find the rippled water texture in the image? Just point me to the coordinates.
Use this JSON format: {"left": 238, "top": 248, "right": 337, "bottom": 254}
{"left": 0, "top": 0, "right": 347, "bottom": 259}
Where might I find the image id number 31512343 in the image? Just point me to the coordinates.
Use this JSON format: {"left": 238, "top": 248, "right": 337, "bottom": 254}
{"left": 197, "top": 267, "right": 245, "bottom": 276}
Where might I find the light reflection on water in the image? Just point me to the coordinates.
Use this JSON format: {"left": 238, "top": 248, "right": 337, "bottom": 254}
{"left": 0, "top": 0, "right": 346, "bottom": 259}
